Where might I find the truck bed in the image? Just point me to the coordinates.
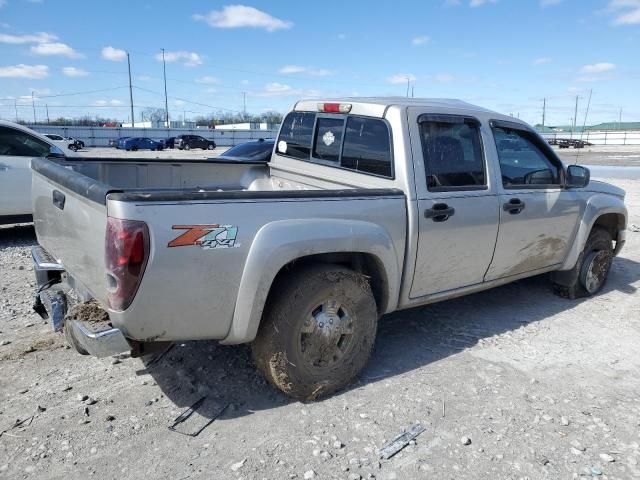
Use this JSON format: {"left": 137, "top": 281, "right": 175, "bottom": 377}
{"left": 31, "top": 156, "right": 406, "bottom": 344}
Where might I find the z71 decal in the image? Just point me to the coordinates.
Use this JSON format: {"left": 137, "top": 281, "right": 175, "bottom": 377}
{"left": 168, "top": 224, "right": 239, "bottom": 249}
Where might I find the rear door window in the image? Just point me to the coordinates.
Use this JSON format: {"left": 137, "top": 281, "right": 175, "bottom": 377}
{"left": 0, "top": 126, "right": 51, "bottom": 157}
{"left": 419, "top": 118, "right": 486, "bottom": 190}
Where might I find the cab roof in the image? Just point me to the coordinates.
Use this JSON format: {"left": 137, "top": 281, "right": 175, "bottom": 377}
{"left": 293, "top": 97, "right": 522, "bottom": 125}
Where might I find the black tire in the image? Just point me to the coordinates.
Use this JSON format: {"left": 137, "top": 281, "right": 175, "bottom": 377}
{"left": 207, "top": 144, "right": 215, "bottom": 150}
{"left": 252, "top": 264, "right": 378, "bottom": 401}
{"left": 184, "top": 144, "right": 191, "bottom": 151}
{"left": 132, "top": 146, "right": 138, "bottom": 152}
{"left": 552, "top": 227, "right": 613, "bottom": 299}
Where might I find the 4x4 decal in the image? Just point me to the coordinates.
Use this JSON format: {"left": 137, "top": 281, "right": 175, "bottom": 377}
{"left": 168, "top": 224, "right": 238, "bottom": 249}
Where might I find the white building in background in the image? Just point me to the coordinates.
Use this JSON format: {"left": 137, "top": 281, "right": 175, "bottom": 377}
{"left": 120, "top": 120, "right": 197, "bottom": 129}
{"left": 216, "top": 122, "right": 278, "bottom": 130}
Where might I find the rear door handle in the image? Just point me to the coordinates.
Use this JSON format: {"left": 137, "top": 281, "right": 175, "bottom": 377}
{"left": 503, "top": 198, "right": 525, "bottom": 214}
{"left": 52, "top": 190, "right": 66, "bottom": 210}
{"left": 425, "top": 203, "right": 455, "bottom": 222}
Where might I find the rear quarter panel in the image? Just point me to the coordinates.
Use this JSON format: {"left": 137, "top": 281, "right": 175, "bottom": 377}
{"left": 107, "top": 193, "right": 406, "bottom": 342}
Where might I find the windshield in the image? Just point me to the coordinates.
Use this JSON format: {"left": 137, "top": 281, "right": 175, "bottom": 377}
{"left": 222, "top": 141, "right": 273, "bottom": 159}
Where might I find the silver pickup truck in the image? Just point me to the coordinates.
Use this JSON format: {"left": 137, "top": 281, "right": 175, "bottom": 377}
{"left": 31, "top": 98, "right": 627, "bottom": 400}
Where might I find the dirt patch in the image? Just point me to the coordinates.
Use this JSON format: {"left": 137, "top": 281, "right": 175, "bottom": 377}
{"left": 64, "top": 300, "right": 111, "bottom": 332}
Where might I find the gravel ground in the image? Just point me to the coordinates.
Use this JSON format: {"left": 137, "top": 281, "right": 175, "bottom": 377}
{"left": 0, "top": 178, "right": 639, "bottom": 480}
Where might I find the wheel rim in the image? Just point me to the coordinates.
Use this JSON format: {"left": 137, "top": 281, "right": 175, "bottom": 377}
{"left": 580, "top": 250, "right": 612, "bottom": 293}
{"left": 299, "top": 299, "right": 355, "bottom": 369}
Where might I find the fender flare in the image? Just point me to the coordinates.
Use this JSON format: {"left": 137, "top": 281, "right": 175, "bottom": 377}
{"left": 220, "top": 218, "right": 401, "bottom": 344}
{"left": 560, "top": 194, "right": 627, "bottom": 271}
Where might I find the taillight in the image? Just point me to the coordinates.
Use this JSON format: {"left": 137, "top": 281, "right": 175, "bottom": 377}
{"left": 317, "top": 102, "right": 352, "bottom": 113}
{"left": 105, "top": 217, "right": 150, "bottom": 311}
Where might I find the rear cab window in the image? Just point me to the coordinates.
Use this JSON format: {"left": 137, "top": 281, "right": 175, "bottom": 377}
{"left": 276, "top": 111, "right": 393, "bottom": 178}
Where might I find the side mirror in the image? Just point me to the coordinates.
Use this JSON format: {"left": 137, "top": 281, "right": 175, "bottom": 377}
{"left": 47, "top": 145, "right": 66, "bottom": 158}
{"left": 566, "top": 165, "right": 590, "bottom": 188}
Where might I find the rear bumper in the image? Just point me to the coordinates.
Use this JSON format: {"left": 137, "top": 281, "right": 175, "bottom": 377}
{"left": 32, "top": 245, "right": 130, "bottom": 357}
{"left": 67, "top": 320, "right": 130, "bottom": 358}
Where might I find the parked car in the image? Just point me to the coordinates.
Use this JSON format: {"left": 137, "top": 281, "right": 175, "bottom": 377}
{"left": 0, "top": 120, "right": 69, "bottom": 224}
{"left": 547, "top": 138, "right": 559, "bottom": 146}
{"left": 110, "top": 137, "right": 127, "bottom": 148}
{"left": 67, "top": 137, "right": 85, "bottom": 149}
{"left": 175, "top": 134, "right": 216, "bottom": 150}
{"left": 122, "top": 137, "right": 164, "bottom": 151}
{"left": 163, "top": 137, "right": 176, "bottom": 149}
{"left": 217, "top": 139, "right": 274, "bottom": 162}
{"left": 30, "top": 98, "right": 627, "bottom": 401}
{"left": 558, "top": 139, "right": 572, "bottom": 148}
{"left": 44, "top": 133, "right": 81, "bottom": 152}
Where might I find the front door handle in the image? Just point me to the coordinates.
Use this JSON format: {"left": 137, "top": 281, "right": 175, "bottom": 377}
{"left": 503, "top": 198, "right": 525, "bottom": 214}
{"left": 425, "top": 203, "right": 455, "bottom": 222}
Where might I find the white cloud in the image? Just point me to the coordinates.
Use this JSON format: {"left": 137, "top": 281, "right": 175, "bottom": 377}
{"left": 101, "top": 46, "right": 126, "bottom": 61}
{"left": 278, "top": 65, "right": 332, "bottom": 76}
{"left": 156, "top": 51, "right": 202, "bottom": 67}
{"left": 93, "top": 99, "right": 122, "bottom": 107}
{"left": 0, "top": 64, "right": 48, "bottom": 79}
{"left": 195, "top": 75, "right": 220, "bottom": 84}
{"left": 430, "top": 73, "right": 456, "bottom": 83}
{"left": 254, "top": 82, "right": 320, "bottom": 98}
{"left": 609, "top": 0, "right": 640, "bottom": 25}
{"left": 241, "top": 79, "right": 249, "bottom": 85}
{"left": 337, "top": 33, "right": 346, "bottom": 40}
{"left": 62, "top": 66, "right": 88, "bottom": 77}
{"left": 540, "top": 0, "right": 562, "bottom": 6}
{"left": 0, "top": 31, "right": 57, "bottom": 44}
{"left": 174, "top": 100, "right": 186, "bottom": 106}
{"left": 580, "top": 62, "right": 616, "bottom": 73}
{"left": 387, "top": 73, "right": 416, "bottom": 84}
{"left": 31, "top": 42, "right": 82, "bottom": 58}
{"left": 412, "top": 35, "right": 430, "bottom": 46}
{"left": 533, "top": 57, "right": 552, "bottom": 65}
{"left": 137, "top": 75, "right": 152, "bottom": 81}
{"left": 470, "top": 0, "right": 497, "bottom": 6}
{"left": 193, "top": 5, "right": 292, "bottom": 32}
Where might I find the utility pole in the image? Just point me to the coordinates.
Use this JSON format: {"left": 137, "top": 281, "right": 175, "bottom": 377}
{"left": 573, "top": 95, "right": 579, "bottom": 134}
{"left": 161, "top": 48, "right": 169, "bottom": 128}
{"left": 619, "top": 107, "right": 623, "bottom": 130}
{"left": 14, "top": 99, "right": 18, "bottom": 122}
{"left": 46, "top": 104, "right": 50, "bottom": 124}
{"left": 542, "top": 98, "right": 546, "bottom": 131}
{"left": 31, "top": 91, "right": 36, "bottom": 124}
{"left": 127, "top": 52, "right": 135, "bottom": 128}
{"left": 406, "top": 77, "right": 410, "bottom": 98}
{"left": 242, "top": 92, "right": 246, "bottom": 119}
{"left": 411, "top": 85, "right": 414, "bottom": 98}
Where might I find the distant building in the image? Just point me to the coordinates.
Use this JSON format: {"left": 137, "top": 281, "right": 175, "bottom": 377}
{"left": 216, "top": 122, "right": 279, "bottom": 131}
{"left": 120, "top": 120, "right": 197, "bottom": 129}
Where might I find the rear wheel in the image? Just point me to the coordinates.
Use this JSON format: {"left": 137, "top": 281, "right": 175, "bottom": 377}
{"left": 252, "top": 264, "right": 378, "bottom": 401}
{"left": 207, "top": 144, "right": 215, "bottom": 150}
{"left": 184, "top": 144, "right": 191, "bottom": 151}
{"left": 553, "top": 227, "right": 613, "bottom": 299}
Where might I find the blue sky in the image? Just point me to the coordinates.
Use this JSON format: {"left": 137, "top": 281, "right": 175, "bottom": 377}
{"left": 0, "top": 0, "right": 638, "bottom": 126}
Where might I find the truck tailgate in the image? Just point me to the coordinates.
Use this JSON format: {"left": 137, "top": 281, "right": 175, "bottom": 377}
{"left": 32, "top": 158, "right": 111, "bottom": 304}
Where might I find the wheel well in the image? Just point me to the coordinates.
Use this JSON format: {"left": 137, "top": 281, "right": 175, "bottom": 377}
{"left": 593, "top": 213, "right": 625, "bottom": 242}
{"left": 269, "top": 253, "right": 389, "bottom": 315}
